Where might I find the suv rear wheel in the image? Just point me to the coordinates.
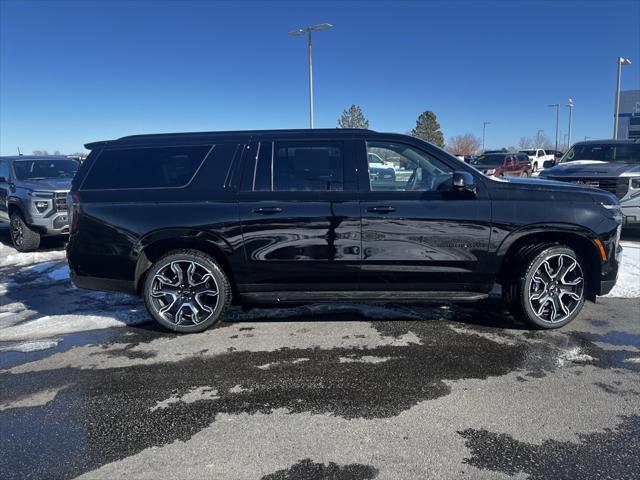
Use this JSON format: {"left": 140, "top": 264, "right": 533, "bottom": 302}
{"left": 143, "top": 249, "right": 231, "bottom": 333}
{"left": 10, "top": 212, "right": 41, "bottom": 252}
{"left": 503, "top": 246, "right": 586, "bottom": 329}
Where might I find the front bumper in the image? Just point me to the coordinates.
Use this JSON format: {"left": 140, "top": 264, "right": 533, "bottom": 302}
{"left": 621, "top": 205, "right": 640, "bottom": 225}
{"left": 31, "top": 210, "right": 69, "bottom": 235}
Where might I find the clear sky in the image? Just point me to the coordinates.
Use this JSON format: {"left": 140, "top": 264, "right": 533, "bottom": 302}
{"left": 1, "top": 0, "right": 639, "bottom": 155}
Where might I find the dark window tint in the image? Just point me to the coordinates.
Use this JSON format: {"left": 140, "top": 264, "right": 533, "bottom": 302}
{"left": 273, "top": 142, "right": 343, "bottom": 191}
{"left": 82, "top": 145, "right": 211, "bottom": 190}
{"left": 189, "top": 143, "right": 241, "bottom": 192}
{"left": 0, "top": 160, "right": 8, "bottom": 180}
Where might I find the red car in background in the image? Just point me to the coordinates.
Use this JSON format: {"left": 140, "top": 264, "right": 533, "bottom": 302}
{"left": 471, "top": 152, "right": 533, "bottom": 178}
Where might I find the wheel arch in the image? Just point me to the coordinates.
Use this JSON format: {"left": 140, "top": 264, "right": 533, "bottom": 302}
{"left": 133, "top": 229, "right": 236, "bottom": 295}
{"left": 497, "top": 225, "right": 602, "bottom": 301}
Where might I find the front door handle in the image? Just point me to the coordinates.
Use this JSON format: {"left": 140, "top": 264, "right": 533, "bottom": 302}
{"left": 367, "top": 206, "right": 396, "bottom": 213}
{"left": 253, "top": 207, "right": 283, "bottom": 214}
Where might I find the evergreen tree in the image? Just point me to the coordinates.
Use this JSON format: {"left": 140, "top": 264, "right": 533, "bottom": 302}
{"left": 338, "top": 104, "right": 370, "bottom": 129}
{"left": 411, "top": 110, "right": 445, "bottom": 148}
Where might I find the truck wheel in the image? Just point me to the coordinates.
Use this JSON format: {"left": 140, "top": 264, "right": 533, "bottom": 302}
{"left": 503, "top": 246, "right": 585, "bottom": 329}
{"left": 143, "top": 249, "right": 232, "bottom": 333}
{"left": 10, "top": 212, "right": 41, "bottom": 252}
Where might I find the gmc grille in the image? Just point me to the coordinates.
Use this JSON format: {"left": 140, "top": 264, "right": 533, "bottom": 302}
{"left": 54, "top": 192, "right": 69, "bottom": 212}
{"left": 547, "top": 177, "right": 629, "bottom": 199}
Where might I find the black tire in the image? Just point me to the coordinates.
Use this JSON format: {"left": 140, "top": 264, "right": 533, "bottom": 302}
{"left": 503, "top": 246, "right": 586, "bottom": 329}
{"left": 143, "top": 249, "right": 232, "bottom": 333}
{"left": 10, "top": 212, "right": 41, "bottom": 252}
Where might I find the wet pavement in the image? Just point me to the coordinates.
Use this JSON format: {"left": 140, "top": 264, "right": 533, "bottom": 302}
{"left": 1, "top": 295, "right": 639, "bottom": 479}
{"left": 1, "top": 230, "right": 640, "bottom": 479}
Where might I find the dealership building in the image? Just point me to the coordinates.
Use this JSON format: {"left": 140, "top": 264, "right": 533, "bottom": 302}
{"left": 615, "top": 89, "right": 640, "bottom": 140}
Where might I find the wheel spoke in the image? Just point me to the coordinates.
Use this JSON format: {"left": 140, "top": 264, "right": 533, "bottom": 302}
{"left": 528, "top": 252, "right": 584, "bottom": 324}
{"left": 171, "top": 262, "right": 185, "bottom": 285}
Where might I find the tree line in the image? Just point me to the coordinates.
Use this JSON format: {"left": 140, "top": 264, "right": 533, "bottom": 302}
{"left": 338, "top": 104, "right": 557, "bottom": 156}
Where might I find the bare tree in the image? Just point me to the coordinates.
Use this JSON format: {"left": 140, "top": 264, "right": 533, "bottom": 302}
{"left": 446, "top": 133, "right": 481, "bottom": 155}
{"left": 32, "top": 150, "right": 49, "bottom": 156}
{"left": 53, "top": 150, "right": 61, "bottom": 155}
{"left": 518, "top": 137, "right": 533, "bottom": 150}
{"left": 533, "top": 132, "right": 550, "bottom": 148}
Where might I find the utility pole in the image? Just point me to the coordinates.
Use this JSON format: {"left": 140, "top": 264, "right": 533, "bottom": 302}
{"left": 614, "top": 57, "right": 632, "bottom": 139}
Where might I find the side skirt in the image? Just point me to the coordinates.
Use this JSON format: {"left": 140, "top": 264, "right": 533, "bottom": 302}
{"left": 238, "top": 290, "right": 489, "bottom": 305}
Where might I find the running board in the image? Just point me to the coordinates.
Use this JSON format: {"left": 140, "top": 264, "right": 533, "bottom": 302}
{"left": 239, "top": 291, "right": 489, "bottom": 305}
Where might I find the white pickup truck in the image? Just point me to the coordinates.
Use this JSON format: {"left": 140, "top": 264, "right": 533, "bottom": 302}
{"left": 519, "top": 149, "right": 554, "bottom": 172}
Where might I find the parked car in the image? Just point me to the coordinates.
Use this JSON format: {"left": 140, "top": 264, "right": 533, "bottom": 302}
{"left": 67, "top": 129, "right": 621, "bottom": 333}
{"left": 367, "top": 152, "right": 396, "bottom": 186}
{"left": 519, "top": 149, "right": 554, "bottom": 172}
{"left": 539, "top": 139, "right": 640, "bottom": 227}
{"left": 471, "top": 153, "right": 532, "bottom": 177}
{"left": 0, "top": 155, "right": 79, "bottom": 251}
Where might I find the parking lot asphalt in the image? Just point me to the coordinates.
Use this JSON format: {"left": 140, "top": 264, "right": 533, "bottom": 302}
{"left": 1, "top": 233, "right": 639, "bottom": 479}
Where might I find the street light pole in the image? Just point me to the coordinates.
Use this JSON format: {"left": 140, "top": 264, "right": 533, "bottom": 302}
{"left": 566, "top": 98, "right": 573, "bottom": 148}
{"left": 614, "top": 57, "right": 632, "bottom": 139}
{"left": 548, "top": 104, "right": 560, "bottom": 153}
{"left": 482, "top": 121, "right": 490, "bottom": 151}
{"left": 289, "top": 23, "right": 333, "bottom": 129}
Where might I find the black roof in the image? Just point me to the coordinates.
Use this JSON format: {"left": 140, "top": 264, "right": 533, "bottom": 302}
{"left": 572, "top": 139, "right": 640, "bottom": 145}
{"left": 85, "top": 128, "right": 379, "bottom": 150}
{"left": 0, "top": 155, "right": 72, "bottom": 161}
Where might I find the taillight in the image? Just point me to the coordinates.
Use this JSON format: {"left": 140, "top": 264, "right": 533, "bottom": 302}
{"left": 69, "top": 192, "right": 81, "bottom": 233}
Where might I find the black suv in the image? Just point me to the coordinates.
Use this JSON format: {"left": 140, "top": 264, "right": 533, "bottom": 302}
{"left": 67, "top": 129, "right": 622, "bottom": 332}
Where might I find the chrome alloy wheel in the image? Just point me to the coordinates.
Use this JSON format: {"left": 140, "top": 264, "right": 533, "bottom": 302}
{"left": 528, "top": 253, "right": 584, "bottom": 324}
{"left": 10, "top": 216, "right": 24, "bottom": 248}
{"left": 150, "top": 261, "right": 219, "bottom": 326}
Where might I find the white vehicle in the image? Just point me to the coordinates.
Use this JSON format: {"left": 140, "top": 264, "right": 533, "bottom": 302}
{"left": 519, "top": 149, "right": 554, "bottom": 172}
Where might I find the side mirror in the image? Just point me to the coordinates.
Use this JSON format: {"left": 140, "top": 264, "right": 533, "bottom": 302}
{"left": 451, "top": 171, "right": 477, "bottom": 197}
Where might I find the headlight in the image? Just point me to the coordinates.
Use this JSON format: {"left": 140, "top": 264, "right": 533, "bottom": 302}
{"left": 601, "top": 202, "right": 623, "bottom": 224}
{"left": 484, "top": 169, "right": 496, "bottom": 175}
{"left": 27, "top": 190, "right": 54, "bottom": 198}
{"left": 631, "top": 177, "right": 640, "bottom": 189}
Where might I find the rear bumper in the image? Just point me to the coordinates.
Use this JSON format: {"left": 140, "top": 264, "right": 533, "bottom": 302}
{"left": 70, "top": 270, "right": 136, "bottom": 295}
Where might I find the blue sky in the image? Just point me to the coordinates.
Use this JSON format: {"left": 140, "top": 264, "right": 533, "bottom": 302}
{"left": 1, "top": 0, "right": 639, "bottom": 154}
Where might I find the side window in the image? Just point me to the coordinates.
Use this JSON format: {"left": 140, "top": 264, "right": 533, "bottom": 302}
{"left": 272, "top": 141, "right": 344, "bottom": 191}
{"left": 253, "top": 141, "right": 273, "bottom": 191}
{"left": 366, "top": 141, "right": 452, "bottom": 192}
{"left": 81, "top": 145, "right": 212, "bottom": 190}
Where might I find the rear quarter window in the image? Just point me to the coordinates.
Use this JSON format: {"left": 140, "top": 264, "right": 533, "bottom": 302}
{"left": 81, "top": 145, "right": 212, "bottom": 190}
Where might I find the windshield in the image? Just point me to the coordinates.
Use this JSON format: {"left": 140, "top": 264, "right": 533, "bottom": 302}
{"left": 472, "top": 154, "right": 505, "bottom": 166}
{"left": 13, "top": 159, "right": 79, "bottom": 180}
{"left": 560, "top": 143, "right": 640, "bottom": 163}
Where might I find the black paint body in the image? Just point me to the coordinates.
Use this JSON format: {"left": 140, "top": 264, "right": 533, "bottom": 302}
{"left": 67, "top": 129, "right": 622, "bottom": 303}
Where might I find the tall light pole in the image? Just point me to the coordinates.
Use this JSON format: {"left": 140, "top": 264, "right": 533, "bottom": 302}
{"left": 289, "top": 23, "right": 333, "bottom": 129}
{"left": 614, "top": 57, "right": 632, "bottom": 139}
{"left": 482, "top": 121, "right": 490, "bottom": 151}
{"left": 566, "top": 98, "right": 573, "bottom": 148}
{"left": 548, "top": 104, "right": 560, "bottom": 153}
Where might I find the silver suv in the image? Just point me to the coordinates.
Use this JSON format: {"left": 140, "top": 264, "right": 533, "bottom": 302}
{"left": 0, "top": 156, "right": 79, "bottom": 251}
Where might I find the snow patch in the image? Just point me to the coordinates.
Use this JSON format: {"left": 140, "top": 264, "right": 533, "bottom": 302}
{"left": 605, "top": 242, "right": 640, "bottom": 298}
{"left": 0, "top": 242, "right": 67, "bottom": 268}
{"left": 0, "top": 339, "right": 59, "bottom": 353}
{"left": 228, "top": 385, "right": 252, "bottom": 394}
{"left": 623, "top": 357, "right": 640, "bottom": 364}
{"left": 0, "top": 311, "right": 148, "bottom": 341}
{"left": 0, "top": 384, "right": 70, "bottom": 411}
{"left": 339, "top": 355, "right": 394, "bottom": 364}
{"left": 557, "top": 347, "right": 595, "bottom": 367}
{"left": 151, "top": 386, "right": 219, "bottom": 411}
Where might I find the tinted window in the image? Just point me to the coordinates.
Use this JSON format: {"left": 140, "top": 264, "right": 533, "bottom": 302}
{"left": 0, "top": 160, "right": 8, "bottom": 180}
{"left": 560, "top": 143, "right": 640, "bottom": 163}
{"left": 272, "top": 141, "right": 343, "bottom": 191}
{"left": 82, "top": 145, "right": 212, "bottom": 190}
{"left": 473, "top": 154, "right": 507, "bottom": 165}
{"left": 366, "top": 141, "right": 452, "bottom": 192}
{"left": 13, "top": 159, "right": 79, "bottom": 181}
{"left": 253, "top": 141, "right": 273, "bottom": 191}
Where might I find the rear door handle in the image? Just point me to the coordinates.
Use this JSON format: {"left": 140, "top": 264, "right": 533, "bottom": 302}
{"left": 253, "top": 207, "right": 283, "bottom": 214}
{"left": 367, "top": 206, "right": 396, "bottom": 213}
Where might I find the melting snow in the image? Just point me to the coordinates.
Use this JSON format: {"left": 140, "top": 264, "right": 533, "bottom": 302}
{"left": 557, "top": 347, "right": 595, "bottom": 367}
{"left": 605, "top": 241, "right": 640, "bottom": 298}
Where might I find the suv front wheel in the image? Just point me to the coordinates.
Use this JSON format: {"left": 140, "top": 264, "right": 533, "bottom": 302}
{"left": 10, "top": 212, "right": 41, "bottom": 252}
{"left": 143, "top": 249, "right": 231, "bottom": 333}
{"left": 504, "top": 246, "right": 586, "bottom": 329}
